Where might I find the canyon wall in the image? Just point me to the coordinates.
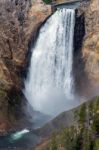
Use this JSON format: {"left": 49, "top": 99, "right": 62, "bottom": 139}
{"left": 0, "top": 0, "right": 51, "bottom": 132}
{"left": 74, "top": 0, "right": 99, "bottom": 96}
{"left": 82, "top": 0, "right": 99, "bottom": 87}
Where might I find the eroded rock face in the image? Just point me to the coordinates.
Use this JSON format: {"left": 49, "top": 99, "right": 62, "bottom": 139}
{"left": 83, "top": 0, "right": 99, "bottom": 85}
{"left": 74, "top": 0, "right": 99, "bottom": 97}
{"left": 0, "top": 0, "right": 51, "bottom": 89}
{"left": 0, "top": 0, "right": 51, "bottom": 132}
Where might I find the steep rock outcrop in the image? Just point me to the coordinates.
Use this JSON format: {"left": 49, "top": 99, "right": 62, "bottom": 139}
{"left": 74, "top": 0, "right": 99, "bottom": 97}
{"left": 82, "top": 0, "right": 99, "bottom": 85}
{"left": 0, "top": 0, "right": 51, "bottom": 132}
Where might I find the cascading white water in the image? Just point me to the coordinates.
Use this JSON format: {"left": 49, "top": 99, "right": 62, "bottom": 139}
{"left": 24, "top": 8, "right": 75, "bottom": 115}
{"left": 11, "top": 129, "right": 29, "bottom": 141}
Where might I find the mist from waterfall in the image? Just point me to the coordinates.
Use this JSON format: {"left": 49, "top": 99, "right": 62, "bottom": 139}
{"left": 24, "top": 9, "right": 76, "bottom": 116}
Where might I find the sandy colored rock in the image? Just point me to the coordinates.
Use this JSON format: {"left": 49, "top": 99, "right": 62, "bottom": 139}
{"left": 82, "top": 0, "right": 99, "bottom": 84}
{"left": 0, "top": 0, "right": 51, "bottom": 132}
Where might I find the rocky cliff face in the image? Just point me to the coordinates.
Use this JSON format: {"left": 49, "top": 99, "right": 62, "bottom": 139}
{"left": 74, "top": 0, "right": 99, "bottom": 97}
{"left": 82, "top": 0, "right": 99, "bottom": 86}
{"left": 0, "top": 0, "right": 51, "bottom": 132}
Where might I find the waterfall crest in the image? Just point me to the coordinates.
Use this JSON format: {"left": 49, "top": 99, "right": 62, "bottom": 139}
{"left": 24, "top": 9, "right": 75, "bottom": 115}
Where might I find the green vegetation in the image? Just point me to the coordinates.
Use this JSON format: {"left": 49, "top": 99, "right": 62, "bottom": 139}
{"left": 43, "top": 0, "right": 52, "bottom": 4}
{"left": 78, "top": 103, "right": 86, "bottom": 124}
{"left": 94, "top": 139, "right": 99, "bottom": 150}
{"left": 0, "top": 88, "right": 7, "bottom": 98}
{"left": 44, "top": 97, "right": 99, "bottom": 150}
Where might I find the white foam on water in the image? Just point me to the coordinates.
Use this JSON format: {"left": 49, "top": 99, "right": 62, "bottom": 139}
{"left": 11, "top": 129, "right": 29, "bottom": 141}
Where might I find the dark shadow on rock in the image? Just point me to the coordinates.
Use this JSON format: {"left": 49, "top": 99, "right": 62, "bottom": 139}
{"left": 73, "top": 10, "right": 91, "bottom": 97}
{"left": 7, "top": 87, "right": 26, "bottom": 120}
{"left": 6, "top": 87, "right": 35, "bottom": 130}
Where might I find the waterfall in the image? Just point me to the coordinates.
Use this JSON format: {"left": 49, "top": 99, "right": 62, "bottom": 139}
{"left": 24, "top": 9, "right": 75, "bottom": 115}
